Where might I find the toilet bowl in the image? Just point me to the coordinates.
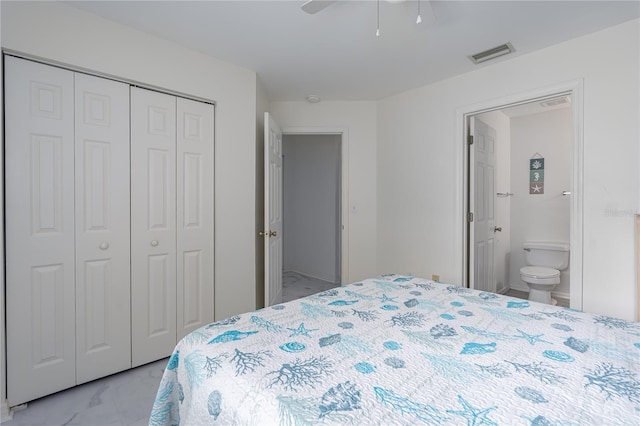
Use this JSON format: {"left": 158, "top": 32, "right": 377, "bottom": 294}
{"left": 520, "top": 266, "right": 560, "bottom": 305}
{"left": 520, "top": 242, "right": 569, "bottom": 305}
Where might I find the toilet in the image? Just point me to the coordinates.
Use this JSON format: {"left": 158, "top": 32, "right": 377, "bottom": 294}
{"left": 520, "top": 242, "right": 570, "bottom": 305}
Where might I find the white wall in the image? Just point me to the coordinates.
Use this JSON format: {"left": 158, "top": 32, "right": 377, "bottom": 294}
{"left": 509, "top": 108, "right": 572, "bottom": 296}
{"left": 377, "top": 19, "right": 639, "bottom": 320}
{"left": 476, "top": 111, "right": 511, "bottom": 294}
{"left": 283, "top": 135, "right": 341, "bottom": 283}
{"left": 269, "top": 101, "right": 378, "bottom": 283}
{"left": 1, "top": 1, "right": 258, "bottom": 320}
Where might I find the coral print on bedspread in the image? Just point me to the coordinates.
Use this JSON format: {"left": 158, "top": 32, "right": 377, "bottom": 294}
{"left": 149, "top": 275, "right": 640, "bottom": 425}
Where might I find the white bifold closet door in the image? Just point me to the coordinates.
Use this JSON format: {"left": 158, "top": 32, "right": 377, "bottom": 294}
{"left": 176, "top": 97, "right": 215, "bottom": 341}
{"left": 131, "top": 88, "right": 178, "bottom": 367}
{"left": 131, "top": 88, "right": 214, "bottom": 367}
{"left": 74, "top": 73, "right": 131, "bottom": 384}
{"left": 5, "top": 56, "right": 76, "bottom": 406}
{"left": 5, "top": 57, "right": 130, "bottom": 405}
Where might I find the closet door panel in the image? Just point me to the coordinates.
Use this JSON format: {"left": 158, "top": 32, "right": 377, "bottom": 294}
{"left": 74, "top": 73, "right": 131, "bottom": 383}
{"left": 176, "top": 98, "right": 215, "bottom": 339}
{"left": 5, "top": 57, "right": 76, "bottom": 406}
{"left": 131, "top": 87, "right": 177, "bottom": 367}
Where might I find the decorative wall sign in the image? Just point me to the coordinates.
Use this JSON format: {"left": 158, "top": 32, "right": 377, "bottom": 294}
{"left": 530, "top": 158, "right": 544, "bottom": 171}
{"left": 529, "top": 153, "right": 544, "bottom": 194}
{"left": 530, "top": 170, "right": 544, "bottom": 182}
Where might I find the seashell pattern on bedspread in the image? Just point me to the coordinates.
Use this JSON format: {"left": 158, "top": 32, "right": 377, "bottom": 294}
{"left": 149, "top": 275, "right": 640, "bottom": 425}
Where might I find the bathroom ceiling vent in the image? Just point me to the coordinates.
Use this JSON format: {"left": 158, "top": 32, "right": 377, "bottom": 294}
{"left": 468, "top": 42, "right": 515, "bottom": 64}
{"left": 539, "top": 97, "right": 571, "bottom": 108}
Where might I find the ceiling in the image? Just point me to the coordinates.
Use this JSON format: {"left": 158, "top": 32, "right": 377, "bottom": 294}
{"left": 65, "top": 0, "right": 639, "bottom": 102}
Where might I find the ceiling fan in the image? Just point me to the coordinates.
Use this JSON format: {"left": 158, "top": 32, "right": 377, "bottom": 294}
{"left": 301, "top": 0, "right": 435, "bottom": 26}
{"left": 301, "top": 0, "right": 337, "bottom": 15}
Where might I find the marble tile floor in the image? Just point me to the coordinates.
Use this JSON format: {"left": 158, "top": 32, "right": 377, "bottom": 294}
{"left": 282, "top": 270, "right": 340, "bottom": 302}
{"left": 2, "top": 358, "right": 168, "bottom": 426}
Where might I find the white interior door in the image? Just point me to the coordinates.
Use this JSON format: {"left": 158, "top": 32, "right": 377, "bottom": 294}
{"left": 131, "top": 87, "right": 177, "bottom": 367}
{"left": 74, "top": 73, "right": 131, "bottom": 383}
{"left": 176, "top": 97, "right": 215, "bottom": 340}
{"left": 471, "top": 117, "right": 497, "bottom": 292}
{"left": 5, "top": 57, "right": 76, "bottom": 405}
{"left": 264, "top": 112, "right": 283, "bottom": 307}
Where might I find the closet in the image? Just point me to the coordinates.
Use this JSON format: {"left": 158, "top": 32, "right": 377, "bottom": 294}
{"left": 4, "top": 56, "right": 214, "bottom": 406}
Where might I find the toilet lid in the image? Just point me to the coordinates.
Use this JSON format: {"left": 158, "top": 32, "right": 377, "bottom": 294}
{"left": 521, "top": 266, "right": 559, "bottom": 279}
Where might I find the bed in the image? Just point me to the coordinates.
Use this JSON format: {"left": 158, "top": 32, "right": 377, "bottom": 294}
{"left": 149, "top": 275, "right": 640, "bottom": 425}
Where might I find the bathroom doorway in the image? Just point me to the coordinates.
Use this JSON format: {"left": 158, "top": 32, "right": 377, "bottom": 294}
{"left": 460, "top": 82, "right": 583, "bottom": 310}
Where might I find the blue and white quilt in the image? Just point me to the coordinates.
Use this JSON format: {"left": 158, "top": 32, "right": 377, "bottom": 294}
{"left": 149, "top": 275, "right": 640, "bottom": 425}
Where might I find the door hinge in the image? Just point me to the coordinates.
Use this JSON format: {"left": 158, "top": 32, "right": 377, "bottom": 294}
{"left": 467, "top": 134, "right": 474, "bottom": 145}
{"left": 467, "top": 212, "right": 474, "bottom": 222}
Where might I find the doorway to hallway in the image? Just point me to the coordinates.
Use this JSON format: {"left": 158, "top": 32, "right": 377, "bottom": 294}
{"left": 282, "top": 134, "right": 342, "bottom": 296}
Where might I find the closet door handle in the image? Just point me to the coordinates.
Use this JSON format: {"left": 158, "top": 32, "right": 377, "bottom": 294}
{"left": 99, "top": 242, "right": 109, "bottom": 250}
{"left": 151, "top": 240, "right": 159, "bottom": 247}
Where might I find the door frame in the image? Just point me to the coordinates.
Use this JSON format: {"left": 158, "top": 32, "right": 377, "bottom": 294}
{"left": 281, "top": 126, "right": 349, "bottom": 285}
{"left": 454, "top": 79, "right": 584, "bottom": 310}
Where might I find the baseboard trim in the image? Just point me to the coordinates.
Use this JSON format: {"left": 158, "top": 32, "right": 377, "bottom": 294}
{"left": 0, "top": 400, "right": 24, "bottom": 423}
{"left": 0, "top": 399, "right": 10, "bottom": 423}
{"left": 509, "top": 283, "right": 529, "bottom": 293}
{"left": 552, "top": 290, "right": 570, "bottom": 300}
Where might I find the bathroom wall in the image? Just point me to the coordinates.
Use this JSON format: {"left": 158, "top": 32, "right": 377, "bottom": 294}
{"left": 509, "top": 108, "right": 572, "bottom": 297}
{"left": 476, "top": 111, "right": 511, "bottom": 294}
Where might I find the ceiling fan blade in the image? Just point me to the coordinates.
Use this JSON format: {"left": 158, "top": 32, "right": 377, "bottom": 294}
{"left": 419, "top": 0, "right": 437, "bottom": 25}
{"left": 301, "top": 0, "right": 337, "bottom": 15}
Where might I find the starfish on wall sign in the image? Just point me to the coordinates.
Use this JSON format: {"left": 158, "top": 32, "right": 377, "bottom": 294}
{"left": 529, "top": 182, "right": 544, "bottom": 194}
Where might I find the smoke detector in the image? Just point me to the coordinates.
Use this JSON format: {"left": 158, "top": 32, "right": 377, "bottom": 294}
{"left": 468, "top": 43, "right": 515, "bottom": 64}
{"left": 306, "top": 95, "right": 321, "bottom": 104}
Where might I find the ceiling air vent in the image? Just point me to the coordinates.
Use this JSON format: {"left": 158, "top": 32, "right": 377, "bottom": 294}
{"left": 539, "top": 97, "right": 570, "bottom": 108}
{"left": 468, "top": 42, "right": 515, "bottom": 64}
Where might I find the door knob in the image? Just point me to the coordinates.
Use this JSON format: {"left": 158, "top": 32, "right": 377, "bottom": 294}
{"left": 259, "top": 231, "right": 267, "bottom": 237}
{"left": 99, "top": 242, "right": 109, "bottom": 250}
{"left": 151, "top": 240, "right": 159, "bottom": 247}
{"left": 493, "top": 226, "right": 502, "bottom": 232}
{"left": 269, "top": 231, "right": 277, "bottom": 237}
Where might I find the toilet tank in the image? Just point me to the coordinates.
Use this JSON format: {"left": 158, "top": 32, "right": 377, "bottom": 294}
{"left": 523, "top": 242, "right": 570, "bottom": 270}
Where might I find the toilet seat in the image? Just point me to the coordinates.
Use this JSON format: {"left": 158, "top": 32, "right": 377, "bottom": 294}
{"left": 520, "top": 266, "right": 560, "bottom": 279}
